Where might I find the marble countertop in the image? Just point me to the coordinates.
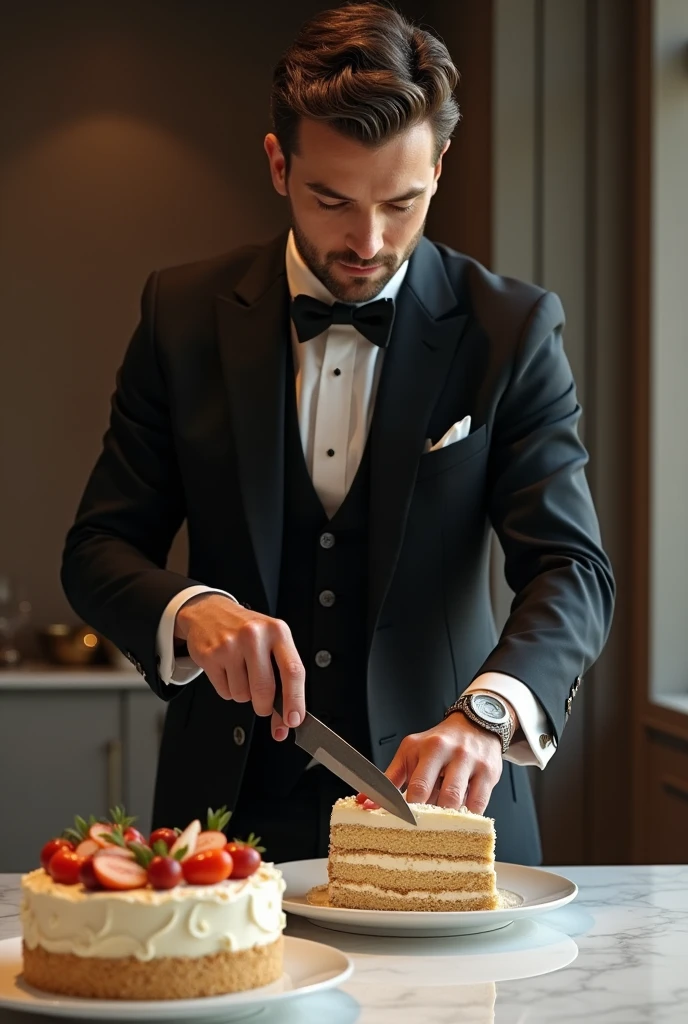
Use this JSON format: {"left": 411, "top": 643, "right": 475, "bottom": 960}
{"left": 0, "top": 666, "right": 145, "bottom": 689}
{"left": 1, "top": 865, "right": 687, "bottom": 1022}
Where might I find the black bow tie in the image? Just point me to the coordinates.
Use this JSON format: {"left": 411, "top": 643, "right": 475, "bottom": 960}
{"left": 290, "top": 293, "right": 396, "bottom": 349}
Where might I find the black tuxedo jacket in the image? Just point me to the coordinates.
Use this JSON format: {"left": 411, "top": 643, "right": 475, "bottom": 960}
{"left": 61, "top": 229, "right": 614, "bottom": 862}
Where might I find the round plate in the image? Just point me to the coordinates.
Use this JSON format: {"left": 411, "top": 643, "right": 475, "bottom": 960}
{"left": 279, "top": 859, "right": 577, "bottom": 937}
{"left": 0, "top": 935, "right": 353, "bottom": 1021}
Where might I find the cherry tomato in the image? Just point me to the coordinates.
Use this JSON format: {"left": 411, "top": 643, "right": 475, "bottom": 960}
{"left": 49, "top": 849, "right": 86, "bottom": 885}
{"left": 40, "top": 838, "right": 74, "bottom": 872}
{"left": 182, "top": 849, "right": 233, "bottom": 886}
{"left": 78, "top": 858, "right": 102, "bottom": 891}
{"left": 224, "top": 843, "right": 261, "bottom": 878}
{"left": 147, "top": 856, "right": 183, "bottom": 890}
{"left": 149, "top": 828, "right": 177, "bottom": 851}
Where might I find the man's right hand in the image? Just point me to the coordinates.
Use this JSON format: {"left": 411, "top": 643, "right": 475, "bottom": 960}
{"left": 174, "top": 594, "right": 305, "bottom": 741}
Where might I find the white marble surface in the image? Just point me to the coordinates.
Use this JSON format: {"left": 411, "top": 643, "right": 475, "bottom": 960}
{"left": 1, "top": 866, "right": 687, "bottom": 1022}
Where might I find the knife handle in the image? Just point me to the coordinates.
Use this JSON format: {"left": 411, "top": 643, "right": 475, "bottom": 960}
{"left": 271, "top": 655, "right": 284, "bottom": 719}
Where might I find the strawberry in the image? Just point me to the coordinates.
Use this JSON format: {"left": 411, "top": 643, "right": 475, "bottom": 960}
{"left": 93, "top": 855, "right": 148, "bottom": 891}
{"left": 94, "top": 846, "right": 135, "bottom": 860}
{"left": 149, "top": 827, "right": 177, "bottom": 851}
{"left": 169, "top": 819, "right": 201, "bottom": 860}
{"left": 123, "top": 827, "right": 146, "bottom": 846}
{"left": 75, "top": 839, "right": 100, "bottom": 858}
{"left": 362, "top": 798, "right": 380, "bottom": 809}
{"left": 355, "top": 792, "right": 368, "bottom": 804}
{"left": 195, "top": 830, "right": 228, "bottom": 853}
{"left": 40, "top": 838, "right": 74, "bottom": 872}
{"left": 89, "top": 822, "right": 115, "bottom": 848}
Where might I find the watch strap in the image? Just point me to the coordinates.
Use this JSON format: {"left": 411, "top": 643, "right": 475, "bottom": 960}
{"left": 444, "top": 694, "right": 513, "bottom": 754}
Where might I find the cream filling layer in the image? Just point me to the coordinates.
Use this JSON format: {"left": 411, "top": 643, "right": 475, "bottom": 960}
{"left": 330, "top": 853, "right": 493, "bottom": 873}
{"left": 20, "top": 865, "right": 286, "bottom": 961}
{"left": 330, "top": 881, "right": 491, "bottom": 902}
{"left": 330, "top": 796, "right": 494, "bottom": 834}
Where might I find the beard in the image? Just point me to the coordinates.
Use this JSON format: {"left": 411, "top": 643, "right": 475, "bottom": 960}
{"left": 290, "top": 209, "right": 427, "bottom": 303}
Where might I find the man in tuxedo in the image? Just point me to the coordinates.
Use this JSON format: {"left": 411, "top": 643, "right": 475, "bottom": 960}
{"left": 61, "top": 3, "right": 614, "bottom": 865}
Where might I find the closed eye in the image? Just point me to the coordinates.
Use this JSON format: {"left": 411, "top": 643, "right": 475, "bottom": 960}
{"left": 315, "top": 199, "right": 416, "bottom": 215}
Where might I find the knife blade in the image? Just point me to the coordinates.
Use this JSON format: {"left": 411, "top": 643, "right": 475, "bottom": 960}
{"left": 273, "top": 683, "right": 417, "bottom": 826}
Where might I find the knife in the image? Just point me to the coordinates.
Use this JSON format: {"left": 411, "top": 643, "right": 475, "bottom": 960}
{"left": 272, "top": 677, "right": 417, "bottom": 827}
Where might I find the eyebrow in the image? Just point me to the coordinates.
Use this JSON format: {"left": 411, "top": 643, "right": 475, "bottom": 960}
{"left": 305, "top": 182, "right": 428, "bottom": 203}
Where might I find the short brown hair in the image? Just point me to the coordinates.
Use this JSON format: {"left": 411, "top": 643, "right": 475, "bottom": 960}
{"left": 271, "top": 1, "right": 460, "bottom": 172}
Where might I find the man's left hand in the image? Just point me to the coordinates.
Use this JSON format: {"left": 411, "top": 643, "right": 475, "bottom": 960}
{"left": 385, "top": 708, "right": 514, "bottom": 814}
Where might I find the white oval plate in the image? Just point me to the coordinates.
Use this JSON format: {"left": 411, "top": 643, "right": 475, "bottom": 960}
{"left": 279, "top": 859, "right": 577, "bottom": 937}
{"left": 0, "top": 935, "right": 353, "bottom": 1020}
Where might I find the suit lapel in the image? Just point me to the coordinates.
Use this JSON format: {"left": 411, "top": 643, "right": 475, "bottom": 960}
{"left": 215, "top": 230, "right": 291, "bottom": 614}
{"left": 368, "top": 237, "right": 469, "bottom": 639}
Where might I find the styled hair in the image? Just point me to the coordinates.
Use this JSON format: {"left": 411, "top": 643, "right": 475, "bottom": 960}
{"left": 271, "top": 1, "right": 460, "bottom": 171}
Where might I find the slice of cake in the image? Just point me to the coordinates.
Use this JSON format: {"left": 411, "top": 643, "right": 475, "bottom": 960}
{"left": 20, "top": 806, "right": 286, "bottom": 1000}
{"left": 328, "top": 796, "right": 498, "bottom": 911}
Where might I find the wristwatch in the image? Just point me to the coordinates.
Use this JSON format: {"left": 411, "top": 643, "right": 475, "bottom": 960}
{"left": 444, "top": 692, "right": 514, "bottom": 754}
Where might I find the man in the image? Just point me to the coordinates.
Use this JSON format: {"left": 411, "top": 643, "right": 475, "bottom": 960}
{"left": 61, "top": 2, "right": 614, "bottom": 865}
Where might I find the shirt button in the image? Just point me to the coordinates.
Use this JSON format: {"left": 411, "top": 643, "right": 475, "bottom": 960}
{"left": 320, "top": 532, "right": 335, "bottom": 549}
{"left": 315, "top": 650, "right": 332, "bottom": 668}
{"left": 327, "top": 448, "right": 335, "bottom": 457}
{"left": 233, "top": 726, "right": 246, "bottom": 746}
{"left": 334, "top": 368, "right": 341, "bottom": 376}
{"left": 319, "top": 590, "right": 336, "bottom": 607}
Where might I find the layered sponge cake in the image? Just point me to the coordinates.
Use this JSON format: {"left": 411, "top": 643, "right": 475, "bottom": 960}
{"left": 328, "top": 796, "right": 498, "bottom": 911}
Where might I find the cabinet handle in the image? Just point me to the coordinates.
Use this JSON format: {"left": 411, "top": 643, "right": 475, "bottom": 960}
{"left": 106, "top": 738, "right": 123, "bottom": 809}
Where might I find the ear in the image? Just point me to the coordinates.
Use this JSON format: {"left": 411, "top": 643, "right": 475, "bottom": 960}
{"left": 431, "top": 139, "right": 451, "bottom": 194}
{"left": 264, "top": 133, "right": 288, "bottom": 197}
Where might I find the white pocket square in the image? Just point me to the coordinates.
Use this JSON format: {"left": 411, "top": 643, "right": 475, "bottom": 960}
{"left": 424, "top": 415, "right": 472, "bottom": 454}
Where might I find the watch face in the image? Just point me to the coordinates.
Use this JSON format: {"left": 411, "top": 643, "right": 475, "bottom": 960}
{"left": 473, "top": 695, "right": 507, "bottom": 722}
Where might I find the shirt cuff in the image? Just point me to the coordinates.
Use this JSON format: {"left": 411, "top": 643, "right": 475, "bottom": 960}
{"left": 156, "top": 586, "right": 239, "bottom": 685}
{"left": 464, "top": 673, "right": 557, "bottom": 769}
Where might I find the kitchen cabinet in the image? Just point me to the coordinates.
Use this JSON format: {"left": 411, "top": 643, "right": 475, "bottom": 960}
{"left": 0, "top": 672, "right": 162, "bottom": 872}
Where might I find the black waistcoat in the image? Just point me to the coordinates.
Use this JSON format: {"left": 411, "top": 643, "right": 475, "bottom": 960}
{"left": 240, "top": 344, "right": 373, "bottom": 798}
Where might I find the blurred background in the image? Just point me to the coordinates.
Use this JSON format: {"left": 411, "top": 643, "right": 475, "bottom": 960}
{"left": 1, "top": 0, "right": 685, "bottom": 869}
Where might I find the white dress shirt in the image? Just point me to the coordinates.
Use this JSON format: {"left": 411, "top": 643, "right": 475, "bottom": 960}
{"left": 156, "top": 229, "right": 556, "bottom": 769}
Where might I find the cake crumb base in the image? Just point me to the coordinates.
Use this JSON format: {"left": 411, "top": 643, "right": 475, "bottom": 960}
{"left": 22, "top": 937, "right": 283, "bottom": 1000}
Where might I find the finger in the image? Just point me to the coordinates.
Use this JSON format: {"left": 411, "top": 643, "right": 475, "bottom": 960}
{"left": 271, "top": 709, "right": 288, "bottom": 742}
{"left": 272, "top": 625, "right": 306, "bottom": 728}
{"left": 437, "top": 755, "right": 471, "bottom": 810}
{"left": 385, "top": 746, "right": 409, "bottom": 790}
{"left": 405, "top": 747, "right": 447, "bottom": 804}
{"left": 204, "top": 665, "right": 232, "bottom": 701}
{"left": 242, "top": 627, "right": 276, "bottom": 716}
{"left": 226, "top": 660, "right": 251, "bottom": 703}
{"left": 464, "top": 760, "right": 501, "bottom": 815}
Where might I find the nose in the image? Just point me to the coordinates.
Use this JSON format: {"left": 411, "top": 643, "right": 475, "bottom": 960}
{"left": 345, "top": 216, "right": 384, "bottom": 262}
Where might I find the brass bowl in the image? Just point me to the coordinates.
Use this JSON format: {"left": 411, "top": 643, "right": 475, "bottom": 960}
{"left": 38, "top": 624, "right": 102, "bottom": 666}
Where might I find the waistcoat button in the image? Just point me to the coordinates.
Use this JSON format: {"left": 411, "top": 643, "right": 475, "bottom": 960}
{"left": 319, "top": 590, "right": 336, "bottom": 607}
{"left": 315, "top": 649, "right": 332, "bottom": 668}
{"left": 233, "top": 726, "right": 246, "bottom": 746}
{"left": 320, "top": 532, "right": 335, "bottom": 549}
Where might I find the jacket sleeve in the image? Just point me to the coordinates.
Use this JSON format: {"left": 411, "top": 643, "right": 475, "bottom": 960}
{"left": 476, "top": 291, "right": 615, "bottom": 741}
{"left": 61, "top": 271, "right": 201, "bottom": 700}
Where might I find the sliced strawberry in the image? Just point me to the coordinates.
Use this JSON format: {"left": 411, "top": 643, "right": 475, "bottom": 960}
{"left": 169, "top": 819, "right": 201, "bottom": 860}
{"left": 123, "top": 827, "right": 146, "bottom": 846}
{"left": 89, "top": 822, "right": 115, "bottom": 848}
{"left": 362, "top": 798, "right": 380, "bottom": 809}
{"left": 355, "top": 792, "right": 368, "bottom": 804}
{"left": 75, "top": 839, "right": 100, "bottom": 858}
{"left": 94, "top": 845, "right": 135, "bottom": 860}
{"left": 93, "top": 855, "right": 148, "bottom": 891}
{"left": 195, "top": 830, "right": 227, "bottom": 853}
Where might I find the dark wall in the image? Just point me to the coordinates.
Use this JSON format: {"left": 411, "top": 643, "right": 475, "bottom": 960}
{"left": 1, "top": 0, "right": 486, "bottom": 641}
